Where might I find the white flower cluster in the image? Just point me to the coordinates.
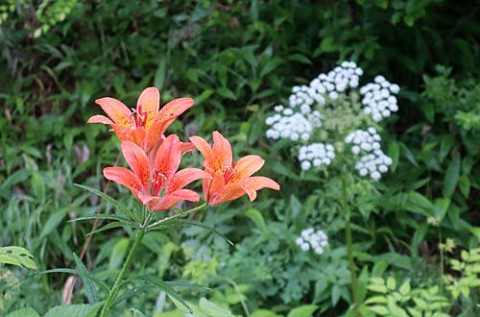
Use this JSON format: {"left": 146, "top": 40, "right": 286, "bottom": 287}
{"left": 264, "top": 62, "right": 399, "bottom": 181}
{"left": 265, "top": 105, "right": 320, "bottom": 141}
{"left": 360, "top": 75, "right": 400, "bottom": 122}
{"left": 345, "top": 127, "right": 392, "bottom": 180}
{"left": 265, "top": 62, "right": 364, "bottom": 142}
{"left": 289, "top": 61, "right": 363, "bottom": 109}
{"left": 298, "top": 143, "right": 335, "bottom": 171}
{"left": 295, "top": 228, "right": 329, "bottom": 255}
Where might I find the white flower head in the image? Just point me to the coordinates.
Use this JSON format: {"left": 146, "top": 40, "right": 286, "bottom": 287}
{"left": 297, "top": 228, "right": 329, "bottom": 255}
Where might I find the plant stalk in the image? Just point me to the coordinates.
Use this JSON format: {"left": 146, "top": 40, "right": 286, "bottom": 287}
{"left": 345, "top": 218, "right": 360, "bottom": 316}
{"left": 341, "top": 174, "right": 360, "bottom": 317}
{"left": 99, "top": 228, "right": 145, "bottom": 317}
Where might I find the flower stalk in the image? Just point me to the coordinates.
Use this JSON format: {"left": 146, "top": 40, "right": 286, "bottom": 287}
{"left": 99, "top": 227, "right": 145, "bottom": 317}
{"left": 341, "top": 174, "right": 360, "bottom": 317}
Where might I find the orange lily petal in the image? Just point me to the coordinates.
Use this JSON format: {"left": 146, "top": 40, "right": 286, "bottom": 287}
{"left": 205, "top": 173, "right": 226, "bottom": 204}
{"left": 168, "top": 168, "right": 211, "bottom": 193}
{"left": 95, "top": 97, "right": 134, "bottom": 127}
{"left": 190, "top": 136, "right": 214, "bottom": 169}
{"left": 87, "top": 114, "right": 114, "bottom": 125}
{"left": 156, "top": 97, "right": 194, "bottom": 125}
{"left": 212, "top": 131, "right": 233, "bottom": 173}
{"left": 234, "top": 155, "right": 265, "bottom": 180}
{"left": 240, "top": 176, "right": 280, "bottom": 201}
{"left": 137, "top": 87, "right": 160, "bottom": 129}
{"left": 121, "top": 141, "right": 150, "bottom": 189}
{"left": 103, "top": 167, "right": 143, "bottom": 198}
{"left": 152, "top": 134, "right": 181, "bottom": 179}
{"left": 208, "top": 183, "right": 244, "bottom": 205}
{"left": 140, "top": 189, "right": 200, "bottom": 211}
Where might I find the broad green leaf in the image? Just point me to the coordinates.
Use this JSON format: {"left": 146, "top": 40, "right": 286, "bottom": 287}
{"left": 216, "top": 87, "right": 236, "bottom": 100}
{"left": 287, "top": 53, "right": 312, "bottom": 65}
{"left": 40, "top": 208, "right": 70, "bottom": 238}
{"left": 0, "top": 246, "right": 37, "bottom": 269}
{"left": 199, "top": 298, "right": 235, "bottom": 317}
{"left": 286, "top": 304, "right": 318, "bottom": 317}
{"left": 367, "top": 284, "right": 387, "bottom": 294}
{"left": 386, "top": 277, "right": 396, "bottom": 290}
{"left": 31, "top": 172, "right": 45, "bottom": 203}
{"left": 458, "top": 175, "right": 470, "bottom": 197}
{"left": 331, "top": 284, "right": 341, "bottom": 306}
{"left": 244, "top": 208, "right": 266, "bottom": 232}
{"left": 43, "top": 303, "right": 102, "bottom": 317}
{"left": 399, "top": 281, "right": 411, "bottom": 296}
{"left": 387, "top": 301, "right": 408, "bottom": 317}
{"left": 109, "top": 238, "right": 129, "bottom": 270}
{"left": 154, "top": 310, "right": 185, "bottom": 317}
{"left": 368, "top": 305, "right": 389, "bottom": 315}
{"left": 405, "top": 192, "right": 433, "bottom": 217}
{"left": 250, "top": 310, "right": 281, "bottom": 317}
{"left": 433, "top": 198, "right": 450, "bottom": 221}
{"left": 365, "top": 296, "right": 388, "bottom": 304}
{"left": 407, "top": 307, "right": 422, "bottom": 317}
{"left": 259, "top": 57, "right": 284, "bottom": 78}
{"left": 5, "top": 307, "right": 40, "bottom": 317}
{"left": 443, "top": 156, "right": 460, "bottom": 197}
{"left": 387, "top": 142, "right": 400, "bottom": 172}
{"left": 289, "top": 194, "right": 302, "bottom": 219}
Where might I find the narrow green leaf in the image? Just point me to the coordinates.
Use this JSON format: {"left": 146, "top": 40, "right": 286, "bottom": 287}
{"left": 75, "top": 184, "right": 140, "bottom": 222}
{"left": 73, "top": 253, "right": 99, "bottom": 303}
{"left": 134, "top": 275, "right": 192, "bottom": 313}
{"left": 73, "top": 214, "right": 137, "bottom": 227}
{"left": 149, "top": 219, "right": 233, "bottom": 246}
{"left": 87, "top": 221, "right": 129, "bottom": 236}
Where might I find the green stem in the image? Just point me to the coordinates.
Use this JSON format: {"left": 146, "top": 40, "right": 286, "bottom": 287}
{"left": 99, "top": 228, "right": 145, "bottom": 317}
{"left": 438, "top": 226, "right": 444, "bottom": 291}
{"left": 147, "top": 203, "right": 206, "bottom": 230}
{"left": 345, "top": 218, "right": 360, "bottom": 316}
{"left": 341, "top": 175, "right": 360, "bottom": 317}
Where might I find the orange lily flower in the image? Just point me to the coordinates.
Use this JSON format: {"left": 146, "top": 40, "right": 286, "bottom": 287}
{"left": 190, "top": 131, "right": 280, "bottom": 205}
{"left": 87, "top": 87, "right": 194, "bottom": 152}
{"left": 103, "top": 135, "right": 210, "bottom": 211}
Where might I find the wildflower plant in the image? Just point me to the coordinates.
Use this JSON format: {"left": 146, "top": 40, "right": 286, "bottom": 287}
{"left": 265, "top": 62, "right": 399, "bottom": 315}
{"left": 77, "top": 87, "right": 279, "bottom": 316}
{"left": 265, "top": 61, "right": 398, "bottom": 180}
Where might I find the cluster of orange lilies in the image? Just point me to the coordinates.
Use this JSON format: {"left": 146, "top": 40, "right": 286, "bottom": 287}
{"left": 88, "top": 87, "right": 279, "bottom": 211}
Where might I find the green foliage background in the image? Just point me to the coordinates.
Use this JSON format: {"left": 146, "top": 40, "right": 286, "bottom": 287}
{"left": 1, "top": 0, "right": 479, "bottom": 316}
